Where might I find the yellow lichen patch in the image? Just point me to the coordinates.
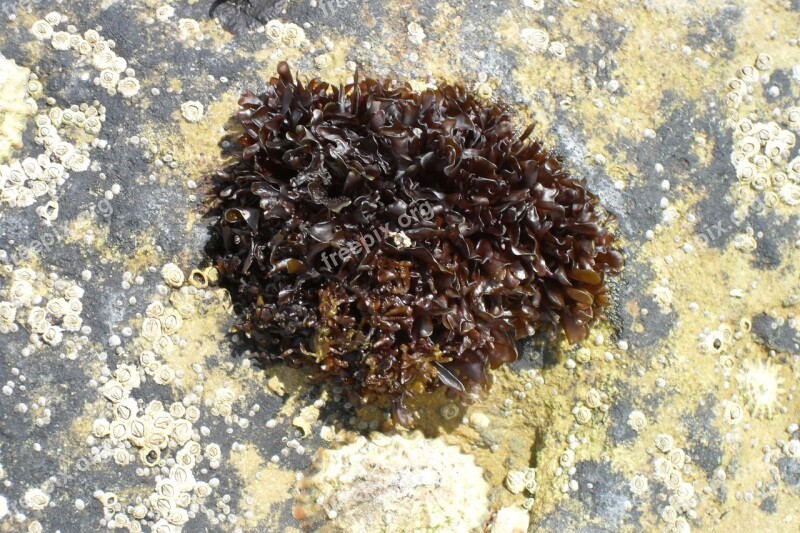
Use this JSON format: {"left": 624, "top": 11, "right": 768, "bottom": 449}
{"left": 228, "top": 444, "right": 297, "bottom": 531}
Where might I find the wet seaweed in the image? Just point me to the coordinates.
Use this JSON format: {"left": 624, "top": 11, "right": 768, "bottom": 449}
{"left": 207, "top": 62, "right": 622, "bottom": 425}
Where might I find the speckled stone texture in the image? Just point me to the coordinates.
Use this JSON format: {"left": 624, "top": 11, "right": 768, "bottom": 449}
{"left": 1, "top": 1, "right": 800, "bottom": 532}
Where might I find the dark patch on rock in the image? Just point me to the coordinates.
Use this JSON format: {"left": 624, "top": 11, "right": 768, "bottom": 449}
{"left": 682, "top": 393, "right": 723, "bottom": 479}
{"left": 607, "top": 390, "right": 637, "bottom": 444}
{"left": 750, "top": 313, "right": 799, "bottom": 353}
{"left": 778, "top": 457, "right": 800, "bottom": 489}
{"left": 685, "top": 6, "right": 742, "bottom": 59}
{"left": 747, "top": 210, "right": 796, "bottom": 270}
{"left": 509, "top": 335, "right": 548, "bottom": 372}
{"left": 616, "top": 257, "right": 676, "bottom": 348}
{"left": 759, "top": 495, "right": 777, "bottom": 514}
{"left": 766, "top": 69, "right": 795, "bottom": 99}
{"left": 573, "top": 460, "right": 641, "bottom": 529}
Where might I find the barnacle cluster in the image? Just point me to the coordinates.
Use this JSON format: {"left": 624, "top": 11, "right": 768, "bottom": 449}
{"left": 209, "top": 63, "right": 621, "bottom": 423}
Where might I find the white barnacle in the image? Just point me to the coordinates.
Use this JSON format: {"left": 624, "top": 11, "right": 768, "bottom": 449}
{"left": 523, "top": 468, "right": 537, "bottom": 493}
{"left": 654, "top": 433, "right": 674, "bottom": 453}
{"left": 755, "top": 53, "right": 772, "bottom": 71}
{"left": 23, "top": 488, "right": 50, "bottom": 510}
{"left": 653, "top": 457, "right": 673, "bottom": 480}
{"left": 628, "top": 410, "right": 647, "bottom": 432}
{"left": 573, "top": 405, "right": 592, "bottom": 424}
{"left": 27, "top": 307, "right": 49, "bottom": 333}
{"left": 765, "top": 139, "right": 788, "bottom": 161}
{"left": 128, "top": 418, "right": 147, "bottom": 444}
{"left": 132, "top": 504, "right": 148, "bottom": 520}
{"left": 723, "top": 401, "right": 744, "bottom": 424}
{"left": 661, "top": 505, "right": 678, "bottom": 524}
{"left": 101, "top": 380, "right": 126, "bottom": 403}
{"left": 167, "top": 508, "right": 189, "bottom": 527}
{"left": 98, "top": 69, "right": 120, "bottom": 90}
{"left": 668, "top": 448, "right": 686, "bottom": 469}
{"left": 161, "top": 312, "right": 183, "bottom": 335}
{"left": 112, "top": 56, "right": 128, "bottom": 74}
{"left": 184, "top": 405, "right": 201, "bottom": 423}
{"left": 26, "top": 80, "right": 43, "bottom": 98}
{"left": 161, "top": 263, "right": 185, "bottom": 287}
{"left": 170, "top": 291, "right": 196, "bottom": 318}
{"left": 520, "top": 27, "right": 549, "bottom": 52}
{"left": 504, "top": 469, "right": 526, "bottom": 494}
{"left": 175, "top": 449, "right": 195, "bottom": 468}
{"left": 738, "top": 64, "right": 758, "bottom": 82}
{"left": 30, "top": 20, "right": 54, "bottom": 41}
{"left": 83, "top": 29, "right": 100, "bottom": 44}
{"left": 8, "top": 163, "right": 27, "bottom": 184}
{"left": 170, "top": 464, "right": 195, "bottom": 489}
{"left": 141, "top": 317, "right": 162, "bottom": 340}
{"left": 282, "top": 23, "right": 305, "bottom": 48}
{"left": 181, "top": 101, "right": 205, "bottom": 123}
{"left": 139, "top": 348, "right": 157, "bottom": 365}
{"left": 664, "top": 470, "right": 682, "bottom": 490}
{"left": 182, "top": 440, "right": 202, "bottom": 458}
{"left": 153, "top": 364, "right": 176, "bottom": 385}
{"left": 675, "top": 481, "right": 694, "bottom": 502}
{"left": 45, "top": 297, "right": 69, "bottom": 318}
{"left": 68, "top": 34, "right": 82, "bottom": 50}
{"left": 152, "top": 335, "right": 175, "bottom": 356}
{"left": 193, "top": 481, "right": 212, "bottom": 498}
{"left": 92, "top": 418, "right": 111, "bottom": 438}
{"left": 559, "top": 449, "right": 575, "bottom": 468}
{"left": 737, "top": 135, "right": 760, "bottom": 155}
{"left": 784, "top": 439, "right": 800, "bottom": 459}
{"left": 109, "top": 420, "right": 129, "bottom": 442}
{"left": 172, "top": 419, "right": 193, "bottom": 445}
{"left": 12, "top": 267, "right": 37, "bottom": 282}
{"left": 51, "top": 31, "right": 71, "bottom": 50}
{"left": 735, "top": 160, "right": 756, "bottom": 184}
{"left": 585, "top": 388, "right": 603, "bottom": 409}
{"left": 77, "top": 40, "right": 93, "bottom": 56}
{"left": 114, "top": 365, "right": 141, "bottom": 390}
{"left": 0, "top": 302, "right": 16, "bottom": 325}
{"left": 117, "top": 77, "right": 141, "bottom": 98}
{"left": 314, "top": 54, "right": 332, "bottom": 70}
{"left": 156, "top": 6, "right": 175, "bottom": 22}
{"left": 152, "top": 411, "right": 174, "bottom": 433}
{"left": 629, "top": 474, "right": 648, "bottom": 496}
{"left": 146, "top": 301, "right": 166, "bottom": 318}
{"left": 44, "top": 12, "right": 62, "bottom": 25}
{"left": 42, "top": 325, "right": 64, "bottom": 345}
{"left": 780, "top": 182, "right": 800, "bottom": 206}
{"left": 265, "top": 20, "right": 284, "bottom": 44}
{"left": 114, "top": 397, "right": 138, "bottom": 421}
{"left": 772, "top": 171, "right": 788, "bottom": 186}
{"left": 548, "top": 41, "right": 566, "bottom": 58}
{"left": 178, "top": 18, "right": 201, "bottom": 40}
{"left": 204, "top": 442, "right": 222, "bottom": 462}
{"left": 66, "top": 153, "right": 91, "bottom": 172}
{"left": 140, "top": 447, "right": 161, "bottom": 466}
{"left": 727, "top": 78, "right": 745, "bottom": 92}
{"left": 63, "top": 283, "right": 85, "bottom": 300}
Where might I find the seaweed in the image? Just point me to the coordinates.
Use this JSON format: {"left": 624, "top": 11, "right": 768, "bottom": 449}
{"left": 207, "top": 62, "right": 622, "bottom": 425}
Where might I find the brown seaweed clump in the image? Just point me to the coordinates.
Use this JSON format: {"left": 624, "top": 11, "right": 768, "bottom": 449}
{"left": 208, "top": 62, "right": 622, "bottom": 425}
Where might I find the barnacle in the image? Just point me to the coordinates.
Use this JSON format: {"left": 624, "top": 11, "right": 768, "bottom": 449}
{"left": 208, "top": 63, "right": 622, "bottom": 425}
